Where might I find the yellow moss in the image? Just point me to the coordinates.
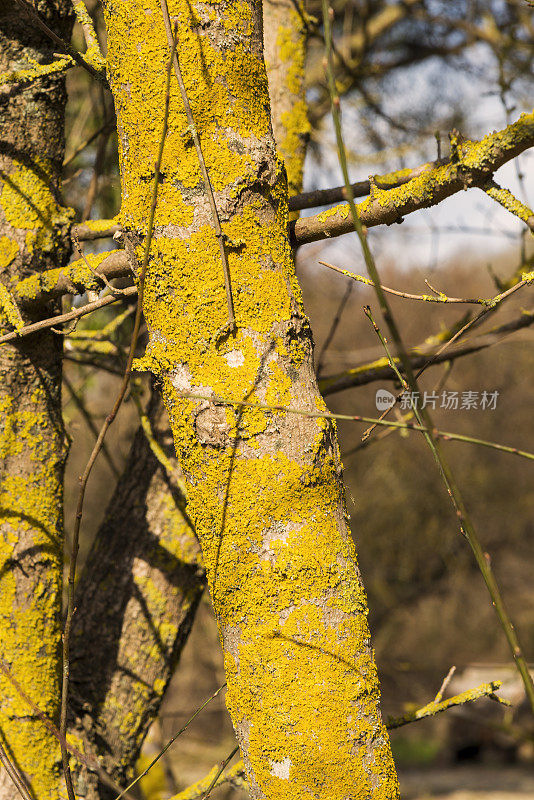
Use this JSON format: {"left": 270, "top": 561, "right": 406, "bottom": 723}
{"left": 106, "top": 0, "right": 272, "bottom": 226}
{"left": 0, "top": 390, "right": 65, "bottom": 798}
{"left": 222, "top": 0, "right": 252, "bottom": 34}
{"left": 79, "top": 216, "right": 119, "bottom": 233}
{"left": 0, "top": 56, "right": 73, "bottom": 86}
{"left": 72, "top": 1, "right": 107, "bottom": 71}
{"left": 173, "top": 446, "right": 396, "bottom": 798}
{"left": 0, "top": 281, "right": 24, "bottom": 330}
{"left": 15, "top": 249, "right": 113, "bottom": 302}
{"left": 264, "top": 359, "right": 292, "bottom": 407}
{"left": 267, "top": 7, "right": 309, "bottom": 200}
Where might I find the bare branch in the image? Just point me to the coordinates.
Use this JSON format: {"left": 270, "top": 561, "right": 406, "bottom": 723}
{"left": 0, "top": 287, "right": 136, "bottom": 347}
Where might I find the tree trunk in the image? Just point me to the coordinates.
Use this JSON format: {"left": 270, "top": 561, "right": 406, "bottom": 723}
{"left": 0, "top": 3, "right": 72, "bottom": 798}
{"left": 102, "top": 0, "right": 399, "bottom": 795}
{"left": 263, "top": 0, "right": 310, "bottom": 199}
{"left": 67, "top": 6, "right": 311, "bottom": 794}
{"left": 69, "top": 392, "right": 204, "bottom": 798}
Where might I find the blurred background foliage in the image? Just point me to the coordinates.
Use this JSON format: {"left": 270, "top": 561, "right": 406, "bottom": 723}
{"left": 60, "top": 1, "right": 533, "bottom": 797}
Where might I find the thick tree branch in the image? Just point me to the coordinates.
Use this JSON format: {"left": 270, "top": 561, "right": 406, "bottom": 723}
{"left": 288, "top": 159, "right": 441, "bottom": 211}
{"left": 291, "top": 112, "right": 534, "bottom": 246}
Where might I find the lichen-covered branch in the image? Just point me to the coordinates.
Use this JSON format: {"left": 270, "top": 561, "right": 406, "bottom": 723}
{"left": 318, "top": 307, "right": 534, "bottom": 395}
{"left": 101, "top": 0, "right": 399, "bottom": 797}
{"left": 288, "top": 159, "right": 440, "bottom": 212}
{"left": 16, "top": 113, "right": 534, "bottom": 307}
{"left": 0, "top": 3, "right": 73, "bottom": 798}
{"left": 0, "top": 54, "right": 73, "bottom": 87}
{"left": 292, "top": 112, "right": 534, "bottom": 245}
{"left": 72, "top": 218, "right": 120, "bottom": 240}
{"left": 72, "top": 0, "right": 106, "bottom": 72}
{"left": 482, "top": 179, "right": 534, "bottom": 232}
{"left": 69, "top": 393, "right": 205, "bottom": 800}
{"left": 14, "top": 249, "right": 130, "bottom": 305}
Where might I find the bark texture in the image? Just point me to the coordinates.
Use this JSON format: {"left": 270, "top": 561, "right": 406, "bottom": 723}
{"left": 0, "top": 3, "right": 73, "bottom": 799}
{"left": 65, "top": 9, "right": 312, "bottom": 794}
{"left": 102, "top": 0, "right": 399, "bottom": 797}
{"left": 69, "top": 393, "right": 204, "bottom": 798}
{"left": 263, "top": 0, "right": 310, "bottom": 199}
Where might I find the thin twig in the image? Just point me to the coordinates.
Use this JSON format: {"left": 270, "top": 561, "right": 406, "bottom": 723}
{"left": 112, "top": 685, "right": 227, "bottom": 800}
{"left": 13, "top": 0, "right": 106, "bottom": 83}
{"left": 321, "top": 0, "right": 534, "bottom": 713}
{"left": 175, "top": 390, "right": 534, "bottom": 463}
{"left": 59, "top": 34, "right": 178, "bottom": 800}
{"left": 386, "top": 680, "right": 505, "bottom": 729}
{"left": 63, "top": 373, "right": 120, "bottom": 478}
{"left": 415, "top": 272, "right": 534, "bottom": 378}
{"left": 0, "top": 739, "right": 33, "bottom": 800}
{"left": 316, "top": 278, "right": 353, "bottom": 377}
{"left": 200, "top": 746, "right": 239, "bottom": 800}
{"left": 64, "top": 119, "right": 114, "bottom": 167}
{"left": 0, "top": 288, "right": 136, "bottom": 347}
{"left": 319, "top": 259, "right": 500, "bottom": 304}
{"left": 72, "top": 233, "right": 130, "bottom": 295}
{"left": 160, "top": 0, "right": 235, "bottom": 336}
{"left": 434, "top": 666, "right": 456, "bottom": 703}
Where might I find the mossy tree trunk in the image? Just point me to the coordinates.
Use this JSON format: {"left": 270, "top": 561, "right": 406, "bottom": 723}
{"left": 102, "top": 0, "right": 399, "bottom": 797}
{"left": 263, "top": 0, "right": 310, "bottom": 200}
{"left": 66, "top": 7, "right": 312, "bottom": 795}
{"left": 69, "top": 393, "right": 204, "bottom": 798}
{"left": 0, "top": 3, "right": 73, "bottom": 798}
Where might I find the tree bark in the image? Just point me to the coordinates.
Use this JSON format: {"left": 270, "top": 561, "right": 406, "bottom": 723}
{"left": 69, "top": 393, "right": 204, "bottom": 798}
{"left": 102, "top": 0, "right": 399, "bottom": 797}
{"left": 67, "top": 7, "right": 312, "bottom": 795}
{"left": 0, "top": 2, "right": 72, "bottom": 798}
{"left": 263, "top": 0, "right": 310, "bottom": 199}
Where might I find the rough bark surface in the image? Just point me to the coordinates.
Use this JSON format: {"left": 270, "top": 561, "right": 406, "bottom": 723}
{"left": 263, "top": 0, "right": 310, "bottom": 198}
{"left": 69, "top": 394, "right": 204, "bottom": 798}
{"left": 102, "top": 0, "right": 399, "bottom": 797}
{"left": 65, "top": 9, "right": 312, "bottom": 794}
{"left": 0, "top": 3, "right": 72, "bottom": 798}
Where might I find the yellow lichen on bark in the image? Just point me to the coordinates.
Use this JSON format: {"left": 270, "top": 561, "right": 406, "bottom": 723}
{"left": 263, "top": 0, "right": 310, "bottom": 202}
{"left": 102, "top": 0, "right": 399, "bottom": 796}
{"left": 0, "top": 389, "right": 65, "bottom": 799}
{"left": 0, "top": 160, "right": 69, "bottom": 800}
{"left": 0, "top": 4, "right": 73, "bottom": 794}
